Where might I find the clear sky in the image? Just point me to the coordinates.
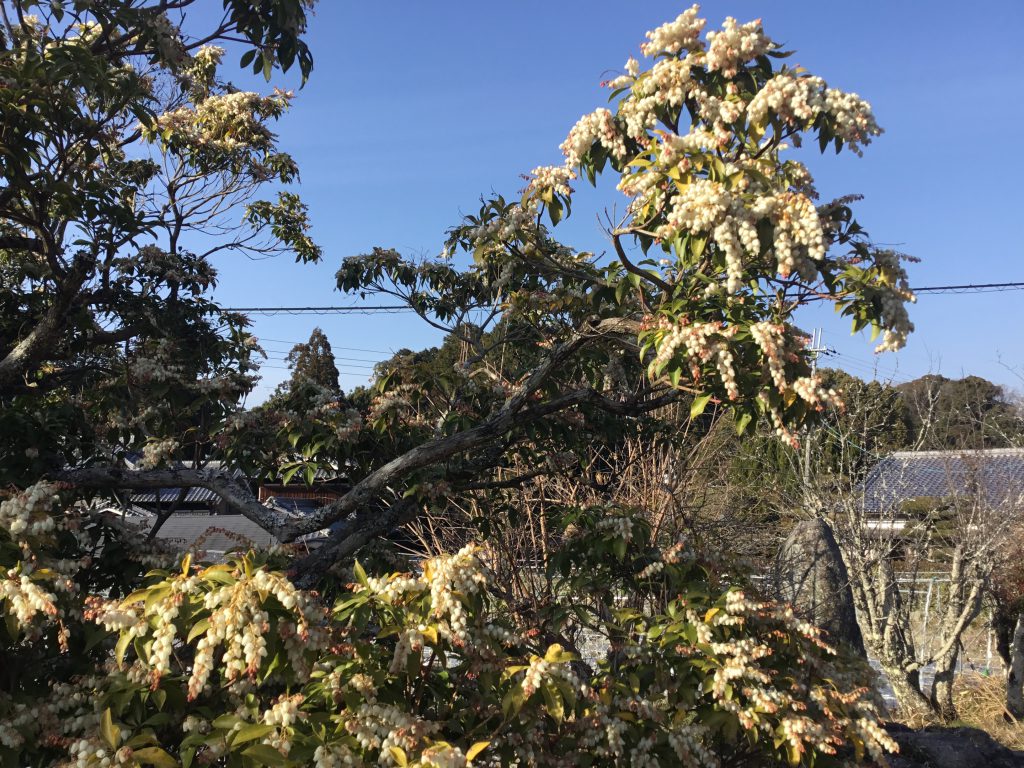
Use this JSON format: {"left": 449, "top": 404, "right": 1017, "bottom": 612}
{"left": 203, "top": 2, "right": 1024, "bottom": 402}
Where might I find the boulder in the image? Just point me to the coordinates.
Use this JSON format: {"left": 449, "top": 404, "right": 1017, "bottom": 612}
{"left": 774, "top": 517, "right": 865, "bottom": 655}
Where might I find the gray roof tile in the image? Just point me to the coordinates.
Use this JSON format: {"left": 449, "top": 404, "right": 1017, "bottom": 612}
{"left": 863, "top": 449, "right": 1024, "bottom": 512}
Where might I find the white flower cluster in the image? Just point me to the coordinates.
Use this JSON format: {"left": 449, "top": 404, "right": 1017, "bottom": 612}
{"left": 746, "top": 72, "right": 882, "bottom": 156}
{"left": 650, "top": 318, "right": 738, "bottom": 398}
{"left": 520, "top": 652, "right": 579, "bottom": 699}
{"left": 667, "top": 723, "right": 717, "bottom": 768}
{"left": 526, "top": 164, "right": 574, "bottom": 198}
{"left": 85, "top": 596, "right": 144, "bottom": 636}
{"left": 262, "top": 693, "right": 306, "bottom": 756}
{"left": 1, "top": 568, "right": 58, "bottom": 630}
{"left": 823, "top": 88, "right": 883, "bottom": 157}
{"left": 139, "top": 437, "right": 178, "bottom": 469}
{"left": 791, "top": 376, "right": 843, "bottom": 412}
{"left": 778, "top": 715, "right": 831, "bottom": 760}
{"left": 560, "top": 108, "right": 627, "bottom": 168}
{"left": 852, "top": 716, "right": 901, "bottom": 762}
{"left": 418, "top": 743, "right": 468, "bottom": 768}
{"left": 0, "top": 481, "right": 59, "bottom": 539}
{"left": 747, "top": 73, "right": 826, "bottom": 128}
{"left": 659, "top": 179, "right": 730, "bottom": 238}
{"left": 748, "top": 322, "right": 789, "bottom": 391}
{"left": 705, "top": 17, "right": 773, "bottom": 78}
{"left": 150, "top": 90, "right": 287, "bottom": 154}
{"left": 389, "top": 625, "right": 425, "bottom": 673}
{"left": 596, "top": 515, "right": 634, "bottom": 542}
{"left": 362, "top": 573, "right": 422, "bottom": 603}
{"left": 464, "top": 204, "right": 538, "bottom": 252}
{"left": 869, "top": 250, "right": 916, "bottom": 353}
{"left": 149, "top": 575, "right": 200, "bottom": 681}
{"left": 423, "top": 544, "right": 489, "bottom": 645}
{"left": 344, "top": 702, "right": 437, "bottom": 758}
{"left": 118, "top": 566, "right": 321, "bottom": 699}
{"left": 618, "top": 57, "right": 695, "bottom": 139}
{"left": 314, "top": 743, "right": 360, "bottom": 768}
{"left": 640, "top": 5, "right": 705, "bottom": 57}
{"left": 67, "top": 737, "right": 135, "bottom": 768}
{"left": 771, "top": 192, "right": 826, "bottom": 279}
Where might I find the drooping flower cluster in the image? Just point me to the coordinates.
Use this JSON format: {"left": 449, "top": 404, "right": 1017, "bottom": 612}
{"left": 705, "top": 17, "right": 772, "bottom": 78}
{"left": 559, "top": 108, "right": 628, "bottom": 168}
{"left": 0, "top": 481, "right": 59, "bottom": 539}
{"left": 640, "top": 5, "right": 706, "bottom": 57}
{"left": 648, "top": 317, "right": 739, "bottom": 399}
{"left": 422, "top": 544, "right": 489, "bottom": 645}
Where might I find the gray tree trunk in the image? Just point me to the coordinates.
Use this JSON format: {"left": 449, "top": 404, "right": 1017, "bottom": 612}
{"left": 1007, "top": 613, "right": 1024, "bottom": 719}
{"left": 880, "top": 660, "right": 934, "bottom": 721}
{"left": 930, "top": 643, "right": 960, "bottom": 721}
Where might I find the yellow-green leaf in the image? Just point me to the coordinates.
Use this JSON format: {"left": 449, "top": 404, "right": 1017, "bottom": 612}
{"left": 466, "top": 741, "right": 490, "bottom": 762}
{"left": 133, "top": 747, "right": 179, "bottom": 768}
{"left": 100, "top": 709, "right": 119, "bottom": 750}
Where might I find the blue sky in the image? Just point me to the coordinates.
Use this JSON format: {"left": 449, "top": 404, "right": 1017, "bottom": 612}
{"left": 203, "top": 2, "right": 1024, "bottom": 402}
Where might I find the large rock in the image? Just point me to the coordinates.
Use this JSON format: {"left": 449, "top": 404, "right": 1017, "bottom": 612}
{"left": 774, "top": 518, "right": 865, "bottom": 655}
{"left": 882, "top": 724, "right": 1024, "bottom": 768}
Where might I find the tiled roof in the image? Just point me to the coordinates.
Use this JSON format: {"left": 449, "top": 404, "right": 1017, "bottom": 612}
{"left": 862, "top": 449, "right": 1024, "bottom": 512}
{"left": 140, "top": 513, "right": 277, "bottom": 554}
{"left": 130, "top": 487, "right": 221, "bottom": 505}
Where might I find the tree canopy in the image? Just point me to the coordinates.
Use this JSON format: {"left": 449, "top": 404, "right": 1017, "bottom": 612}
{"left": 0, "top": 5, "right": 924, "bottom": 767}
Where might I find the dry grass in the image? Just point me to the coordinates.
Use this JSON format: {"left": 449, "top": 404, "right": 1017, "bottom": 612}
{"left": 950, "top": 673, "right": 1024, "bottom": 751}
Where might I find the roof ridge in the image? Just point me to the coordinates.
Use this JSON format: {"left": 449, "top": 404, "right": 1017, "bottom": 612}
{"left": 889, "top": 448, "right": 1024, "bottom": 458}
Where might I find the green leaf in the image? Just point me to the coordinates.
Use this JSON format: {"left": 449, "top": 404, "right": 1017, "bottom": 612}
{"left": 115, "top": 632, "right": 132, "bottom": 668}
{"left": 466, "top": 742, "right": 490, "bottom": 762}
{"left": 548, "top": 199, "right": 562, "bottom": 226}
{"left": 132, "top": 747, "right": 178, "bottom": 768}
{"left": 187, "top": 618, "right": 210, "bottom": 643}
{"left": 540, "top": 682, "right": 564, "bottom": 721}
{"left": 352, "top": 560, "right": 369, "bottom": 587}
{"left": 242, "top": 743, "right": 288, "bottom": 766}
{"left": 690, "top": 393, "right": 712, "bottom": 419}
{"left": 613, "top": 537, "right": 627, "bottom": 560}
{"left": 735, "top": 411, "right": 753, "bottom": 436}
{"left": 100, "top": 709, "right": 119, "bottom": 750}
{"left": 232, "top": 724, "right": 276, "bottom": 745}
{"left": 388, "top": 747, "right": 408, "bottom": 767}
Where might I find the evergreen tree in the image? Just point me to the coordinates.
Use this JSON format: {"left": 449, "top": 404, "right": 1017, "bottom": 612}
{"left": 286, "top": 327, "right": 341, "bottom": 394}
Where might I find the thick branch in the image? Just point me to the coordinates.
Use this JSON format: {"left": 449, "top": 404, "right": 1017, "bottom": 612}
{"left": 52, "top": 466, "right": 297, "bottom": 540}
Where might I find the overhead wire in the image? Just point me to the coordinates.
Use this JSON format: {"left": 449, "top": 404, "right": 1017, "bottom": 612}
{"left": 220, "top": 280, "right": 1024, "bottom": 318}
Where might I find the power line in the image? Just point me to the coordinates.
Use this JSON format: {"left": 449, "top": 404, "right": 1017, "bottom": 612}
{"left": 910, "top": 281, "right": 1024, "bottom": 294}
{"left": 258, "top": 337, "right": 391, "bottom": 354}
{"left": 222, "top": 281, "right": 1024, "bottom": 317}
{"left": 222, "top": 305, "right": 412, "bottom": 315}
{"left": 261, "top": 353, "right": 381, "bottom": 367}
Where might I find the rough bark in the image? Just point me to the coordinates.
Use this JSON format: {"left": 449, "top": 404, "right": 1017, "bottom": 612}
{"left": 845, "top": 552, "right": 937, "bottom": 719}
{"left": 1007, "top": 612, "right": 1024, "bottom": 718}
{"left": 929, "top": 643, "right": 960, "bottom": 721}
{"left": 879, "top": 660, "right": 934, "bottom": 721}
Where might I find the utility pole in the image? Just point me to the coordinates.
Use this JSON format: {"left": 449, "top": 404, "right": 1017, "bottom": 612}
{"left": 802, "top": 328, "right": 828, "bottom": 486}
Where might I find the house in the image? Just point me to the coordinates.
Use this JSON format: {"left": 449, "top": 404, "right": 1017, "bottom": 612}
{"left": 861, "top": 448, "right": 1024, "bottom": 531}
{"left": 98, "top": 460, "right": 344, "bottom": 558}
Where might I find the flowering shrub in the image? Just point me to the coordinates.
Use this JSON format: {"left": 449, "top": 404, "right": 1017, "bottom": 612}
{"left": 1, "top": 496, "right": 896, "bottom": 767}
